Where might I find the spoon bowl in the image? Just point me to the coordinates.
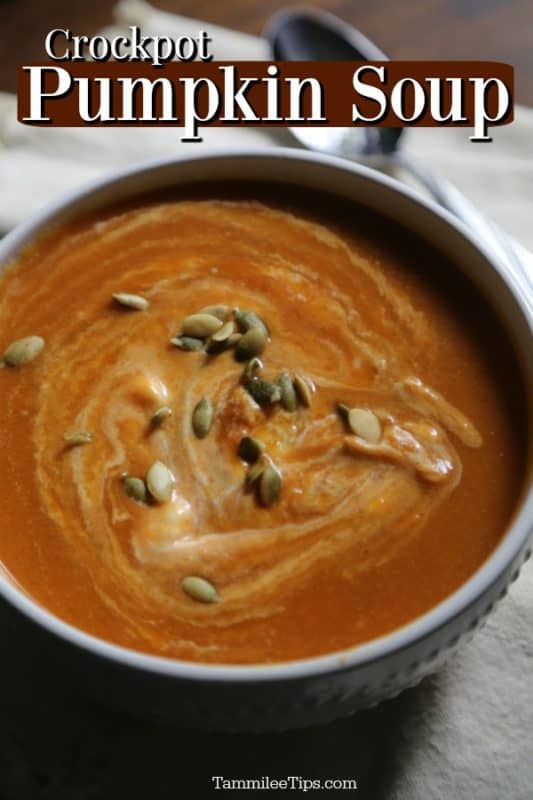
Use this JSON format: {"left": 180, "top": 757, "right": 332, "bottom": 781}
{"left": 264, "top": 7, "right": 402, "bottom": 157}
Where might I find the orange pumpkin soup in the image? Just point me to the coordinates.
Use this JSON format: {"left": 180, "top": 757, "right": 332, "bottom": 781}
{"left": 0, "top": 185, "right": 526, "bottom": 663}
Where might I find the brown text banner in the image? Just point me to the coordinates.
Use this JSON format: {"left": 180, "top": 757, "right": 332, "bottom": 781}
{"left": 18, "top": 61, "right": 514, "bottom": 142}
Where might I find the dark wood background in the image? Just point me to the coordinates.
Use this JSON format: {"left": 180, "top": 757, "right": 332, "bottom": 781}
{"left": 1, "top": 0, "right": 532, "bottom": 104}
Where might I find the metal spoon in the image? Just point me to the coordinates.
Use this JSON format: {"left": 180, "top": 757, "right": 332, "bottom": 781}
{"left": 264, "top": 7, "right": 531, "bottom": 293}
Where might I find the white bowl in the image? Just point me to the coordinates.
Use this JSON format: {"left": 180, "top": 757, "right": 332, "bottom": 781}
{"left": 0, "top": 149, "right": 531, "bottom": 731}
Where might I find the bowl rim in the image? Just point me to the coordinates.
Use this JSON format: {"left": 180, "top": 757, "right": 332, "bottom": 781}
{"left": 0, "top": 146, "right": 531, "bottom": 683}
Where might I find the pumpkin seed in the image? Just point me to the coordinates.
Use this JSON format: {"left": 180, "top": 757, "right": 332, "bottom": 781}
{"left": 242, "top": 357, "right": 263, "bottom": 382}
{"left": 181, "top": 313, "right": 223, "bottom": 338}
{"left": 150, "top": 406, "right": 172, "bottom": 428}
{"left": 259, "top": 460, "right": 282, "bottom": 507}
{"left": 245, "top": 455, "right": 267, "bottom": 489}
{"left": 170, "top": 335, "right": 204, "bottom": 351}
{"left": 233, "top": 309, "right": 269, "bottom": 335}
{"left": 205, "top": 321, "right": 238, "bottom": 353}
{"left": 146, "top": 460, "right": 175, "bottom": 503}
{"left": 2, "top": 336, "right": 45, "bottom": 367}
{"left": 293, "top": 374, "right": 314, "bottom": 407}
{"left": 226, "top": 332, "right": 242, "bottom": 348}
{"left": 244, "top": 378, "right": 281, "bottom": 406}
{"left": 198, "top": 304, "right": 229, "bottom": 321}
{"left": 211, "top": 320, "right": 235, "bottom": 343}
{"left": 122, "top": 475, "right": 148, "bottom": 503}
{"left": 235, "top": 326, "right": 268, "bottom": 362}
{"left": 336, "top": 403, "right": 350, "bottom": 423}
{"left": 347, "top": 408, "right": 382, "bottom": 443}
{"left": 205, "top": 336, "right": 230, "bottom": 355}
{"left": 192, "top": 397, "right": 214, "bottom": 439}
{"left": 64, "top": 431, "right": 93, "bottom": 447}
{"left": 112, "top": 292, "right": 149, "bottom": 311}
{"left": 238, "top": 436, "right": 266, "bottom": 463}
{"left": 182, "top": 575, "right": 219, "bottom": 604}
{"left": 278, "top": 373, "right": 298, "bottom": 412}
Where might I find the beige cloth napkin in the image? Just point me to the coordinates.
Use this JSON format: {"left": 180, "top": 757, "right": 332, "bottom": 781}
{"left": 0, "top": 2, "right": 531, "bottom": 797}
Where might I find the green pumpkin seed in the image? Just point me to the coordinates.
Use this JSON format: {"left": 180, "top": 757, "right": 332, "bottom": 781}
{"left": 347, "top": 408, "right": 382, "bottom": 443}
{"left": 235, "top": 326, "right": 268, "bottom": 362}
{"left": 205, "top": 322, "right": 238, "bottom": 353}
{"left": 150, "top": 406, "right": 172, "bottom": 428}
{"left": 278, "top": 373, "right": 298, "bottom": 412}
{"left": 259, "top": 461, "right": 282, "bottom": 507}
{"left": 293, "top": 374, "right": 314, "bottom": 407}
{"left": 211, "top": 320, "right": 236, "bottom": 343}
{"left": 2, "top": 336, "right": 45, "bottom": 367}
{"left": 238, "top": 436, "right": 266, "bottom": 463}
{"left": 181, "top": 313, "right": 223, "bottom": 338}
{"left": 205, "top": 338, "right": 226, "bottom": 355}
{"left": 233, "top": 309, "right": 269, "bottom": 335}
{"left": 244, "top": 378, "right": 281, "bottom": 406}
{"left": 336, "top": 402, "right": 350, "bottom": 423}
{"left": 242, "top": 357, "right": 263, "bottom": 382}
{"left": 182, "top": 575, "right": 219, "bottom": 604}
{"left": 198, "top": 304, "right": 229, "bottom": 321}
{"left": 112, "top": 292, "right": 149, "bottom": 311}
{"left": 146, "top": 460, "right": 175, "bottom": 503}
{"left": 245, "top": 455, "right": 267, "bottom": 489}
{"left": 170, "top": 335, "right": 204, "bottom": 351}
{"left": 192, "top": 397, "right": 214, "bottom": 439}
{"left": 122, "top": 475, "right": 148, "bottom": 503}
{"left": 63, "top": 431, "right": 93, "bottom": 447}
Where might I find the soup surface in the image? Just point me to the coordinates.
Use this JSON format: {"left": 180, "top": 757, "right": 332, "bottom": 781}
{"left": 0, "top": 185, "right": 526, "bottom": 664}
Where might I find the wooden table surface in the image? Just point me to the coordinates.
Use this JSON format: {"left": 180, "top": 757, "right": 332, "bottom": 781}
{"left": 1, "top": 0, "right": 532, "bottom": 104}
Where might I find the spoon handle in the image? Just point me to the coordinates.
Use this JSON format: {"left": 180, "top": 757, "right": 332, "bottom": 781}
{"left": 393, "top": 152, "right": 533, "bottom": 300}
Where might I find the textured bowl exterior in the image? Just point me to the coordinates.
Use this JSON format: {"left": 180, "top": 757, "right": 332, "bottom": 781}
{"left": 0, "top": 150, "right": 531, "bottom": 731}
